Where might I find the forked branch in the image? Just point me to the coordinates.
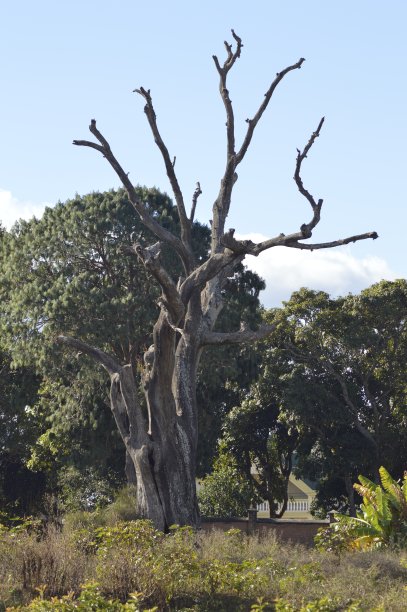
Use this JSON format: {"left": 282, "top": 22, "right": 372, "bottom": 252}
{"left": 73, "top": 120, "right": 191, "bottom": 271}
{"left": 293, "top": 117, "right": 324, "bottom": 236}
{"left": 213, "top": 29, "right": 243, "bottom": 158}
{"left": 221, "top": 228, "right": 378, "bottom": 255}
{"left": 211, "top": 31, "right": 305, "bottom": 251}
{"left": 133, "top": 87, "right": 193, "bottom": 265}
{"left": 221, "top": 117, "right": 378, "bottom": 255}
{"left": 236, "top": 57, "right": 305, "bottom": 165}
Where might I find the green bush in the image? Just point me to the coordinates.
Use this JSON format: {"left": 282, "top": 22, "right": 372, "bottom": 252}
{"left": 198, "top": 451, "right": 254, "bottom": 518}
{"left": 6, "top": 582, "right": 158, "bottom": 611}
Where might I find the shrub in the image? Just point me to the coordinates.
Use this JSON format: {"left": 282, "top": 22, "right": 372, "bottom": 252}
{"left": 2, "top": 517, "right": 407, "bottom": 610}
{"left": 0, "top": 523, "right": 91, "bottom": 609}
{"left": 198, "top": 451, "right": 254, "bottom": 518}
{"left": 321, "top": 467, "right": 407, "bottom": 551}
{"left": 6, "top": 582, "right": 158, "bottom": 611}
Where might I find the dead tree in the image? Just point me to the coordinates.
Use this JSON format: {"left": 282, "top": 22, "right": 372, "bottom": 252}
{"left": 58, "top": 31, "right": 377, "bottom": 530}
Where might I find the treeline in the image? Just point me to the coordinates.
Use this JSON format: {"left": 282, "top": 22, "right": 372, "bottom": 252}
{"left": 0, "top": 188, "right": 406, "bottom": 519}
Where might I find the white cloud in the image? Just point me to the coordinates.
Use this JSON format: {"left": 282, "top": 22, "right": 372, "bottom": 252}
{"left": 0, "top": 189, "right": 50, "bottom": 229}
{"left": 240, "top": 233, "right": 397, "bottom": 307}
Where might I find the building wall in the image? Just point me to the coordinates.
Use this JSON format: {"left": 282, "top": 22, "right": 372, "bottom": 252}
{"left": 256, "top": 475, "right": 316, "bottom": 519}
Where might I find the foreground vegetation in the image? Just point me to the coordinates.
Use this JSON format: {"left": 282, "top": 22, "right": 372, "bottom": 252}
{"left": 1, "top": 514, "right": 407, "bottom": 612}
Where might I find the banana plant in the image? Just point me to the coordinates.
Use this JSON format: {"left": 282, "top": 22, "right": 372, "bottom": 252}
{"left": 332, "top": 467, "right": 407, "bottom": 549}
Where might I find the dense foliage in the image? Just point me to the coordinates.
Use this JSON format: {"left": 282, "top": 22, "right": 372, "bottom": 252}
{"left": 236, "top": 280, "right": 407, "bottom": 516}
{"left": 0, "top": 188, "right": 263, "bottom": 511}
{"left": 197, "top": 448, "right": 256, "bottom": 518}
{"left": 221, "top": 380, "right": 297, "bottom": 518}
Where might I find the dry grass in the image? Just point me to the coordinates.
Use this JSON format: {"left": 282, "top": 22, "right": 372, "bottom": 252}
{"left": 1, "top": 519, "right": 407, "bottom": 610}
{"left": 0, "top": 524, "right": 92, "bottom": 608}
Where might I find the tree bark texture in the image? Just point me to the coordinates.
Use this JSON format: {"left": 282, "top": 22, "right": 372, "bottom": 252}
{"left": 60, "top": 32, "right": 377, "bottom": 529}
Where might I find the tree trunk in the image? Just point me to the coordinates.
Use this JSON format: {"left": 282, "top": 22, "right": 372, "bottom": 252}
{"left": 125, "top": 451, "right": 137, "bottom": 486}
{"left": 344, "top": 475, "right": 356, "bottom": 517}
{"left": 64, "top": 29, "right": 377, "bottom": 530}
{"left": 117, "top": 313, "right": 200, "bottom": 531}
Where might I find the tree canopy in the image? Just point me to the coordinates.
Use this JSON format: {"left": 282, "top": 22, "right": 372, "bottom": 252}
{"left": 253, "top": 280, "right": 407, "bottom": 514}
{"left": 0, "top": 187, "right": 263, "bottom": 511}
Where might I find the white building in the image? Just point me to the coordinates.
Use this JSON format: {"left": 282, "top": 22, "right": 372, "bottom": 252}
{"left": 256, "top": 474, "right": 316, "bottom": 519}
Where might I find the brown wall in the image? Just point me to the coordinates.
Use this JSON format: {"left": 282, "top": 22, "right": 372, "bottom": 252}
{"left": 201, "top": 517, "right": 328, "bottom": 547}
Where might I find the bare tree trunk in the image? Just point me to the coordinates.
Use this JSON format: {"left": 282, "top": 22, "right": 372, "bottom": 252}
{"left": 125, "top": 451, "right": 137, "bottom": 486}
{"left": 59, "top": 31, "right": 377, "bottom": 529}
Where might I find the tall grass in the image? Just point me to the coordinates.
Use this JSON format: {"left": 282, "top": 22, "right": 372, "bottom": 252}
{"left": 1, "top": 517, "right": 407, "bottom": 611}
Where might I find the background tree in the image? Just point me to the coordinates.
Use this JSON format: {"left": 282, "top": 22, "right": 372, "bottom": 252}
{"left": 2, "top": 32, "right": 376, "bottom": 529}
{"left": 196, "top": 267, "right": 265, "bottom": 475}
{"left": 0, "top": 188, "right": 262, "bottom": 508}
{"left": 197, "top": 445, "right": 255, "bottom": 518}
{"left": 0, "top": 343, "right": 44, "bottom": 515}
{"left": 222, "top": 377, "right": 298, "bottom": 517}
{"left": 260, "top": 281, "right": 407, "bottom": 515}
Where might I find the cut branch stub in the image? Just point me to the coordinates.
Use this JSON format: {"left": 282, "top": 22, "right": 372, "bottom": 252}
{"left": 190, "top": 182, "right": 202, "bottom": 224}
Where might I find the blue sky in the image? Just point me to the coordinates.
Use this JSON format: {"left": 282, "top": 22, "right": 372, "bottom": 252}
{"left": 1, "top": 1, "right": 406, "bottom": 306}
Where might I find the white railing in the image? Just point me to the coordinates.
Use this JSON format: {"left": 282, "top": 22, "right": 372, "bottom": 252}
{"left": 257, "top": 500, "right": 309, "bottom": 513}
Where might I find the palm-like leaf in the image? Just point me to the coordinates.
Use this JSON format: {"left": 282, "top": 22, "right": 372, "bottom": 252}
{"left": 402, "top": 471, "right": 407, "bottom": 502}
{"left": 379, "top": 466, "right": 407, "bottom": 518}
{"left": 330, "top": 467, "right": 407, "bottom": 550}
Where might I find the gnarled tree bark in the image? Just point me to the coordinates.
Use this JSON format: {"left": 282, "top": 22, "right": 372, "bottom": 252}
{"left": 59, "top": 32, "right": 377, "bottom": 530}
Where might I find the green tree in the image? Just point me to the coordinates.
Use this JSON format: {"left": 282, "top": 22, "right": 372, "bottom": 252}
{"left": 196, "top": 267, "right": 265, "bottom": 475}
{"left": 0, "top": 343, "right": 44, "bottom": 514}
{"left": 222, "top": 381, "right": 298, "bottom": 517}
{"left": 0, "top": 188, "right": 263, "bottom": 508}
{"left": 261, "top": 281, "right": 407, "bottom": 515}
{"left": 0, "top": 188, "right": 204, "bottom": 499}
{"left": 197, "top": 447, "right": 255, "bottom": 518}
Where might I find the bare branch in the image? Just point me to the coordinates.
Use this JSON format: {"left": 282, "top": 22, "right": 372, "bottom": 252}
{"left": 190, "top": 182, "right": 202, "bottom": 224}
{"left": 129, "top": 241, "right": 185, "bottom": 324}
{"left": 57, "top": 335, "right": 121, "bottom": 375}
{"left": 211, "top": 37, "right": 304, "bottom": 253}
{"left": 212, "top": 29, "right": 243, "bottom": 159}
{"left": 293, "top": 117, "right": 324, "bottom": 235}
{"left": 134, "top": 87, "right": 192, "bottom": 263}
{"left": 295, "top": 118, "right": 324, "bottom": 208}
{"left": 73, "top": 120, "right": 191, "bottom": 269}
{"left": 222, "top": 228, "right": 378, "bottom": 256}
{"left": 222, "top": 117, "right": 377, "bottom": 254}
{"left": 279, "top": 232, "right": 379, "bottom": 252}
{"left": 201, "top": 322, "right": 274, "bottom": 347}
{"left": 236, "top": 57, "right": 305, "bottom": 165}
